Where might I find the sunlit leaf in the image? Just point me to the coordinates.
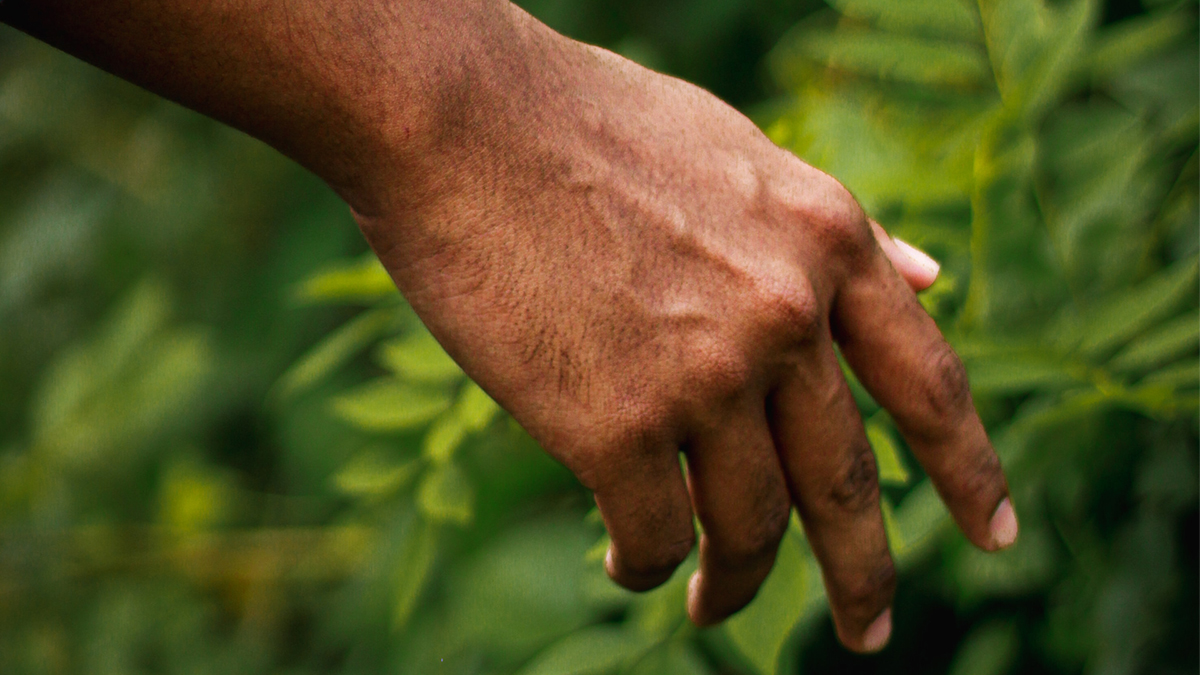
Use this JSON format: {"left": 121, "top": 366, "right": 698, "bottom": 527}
{"left": 724, "top": 526, "right": 820, "bottom": 675}
{"left": 416, "top": 462, "right": 474, "bottom": 525}
{"left": 422, "top": 414, "right": 468, "bottom": 465}
{"left": 457, "top": 381, "right": 501, "bottom": 431}
{"left": 628, "top": 567, "right": 690, "bottom": 639}
{"left": 332, "top": 448, "right": 421, "bottom": 498}
{"left": 273, "top": 308, "right": 399, "bottom": 401}
{"left": 377, "top": 329, "right": 463, "bottom": 383}
{"left": 865, "top": 416, "right": 909, "bottom": 485}
{"left": 329, "top": 378, "right": 452, "bottom": 431}
{"left": 295, "top": 253, "right": 397, "bottom": 304}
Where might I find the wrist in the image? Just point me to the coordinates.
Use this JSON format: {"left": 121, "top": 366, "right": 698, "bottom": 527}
{"left": 349, "top": 3, "right": 579, "bottom": 218}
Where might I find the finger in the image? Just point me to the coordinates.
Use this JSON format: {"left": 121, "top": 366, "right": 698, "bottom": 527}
{"left": 771, "top": 335, "right": 896, "bottom": 653}
{"left": 682, "top": 402, "right": 792, "bottom": 626}
{"left": 833, "top": 249, "right": 1016, "bottom": 552}
{"left": 593, "top": 445, "right": 696, "bottom": 591}
{"left": 870, "top": 220, "right": 939, "bottom": 292}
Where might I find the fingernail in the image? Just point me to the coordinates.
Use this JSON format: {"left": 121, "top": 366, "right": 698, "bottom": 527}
{"left": 862, "top": 608, "right": 892, "bottom": 653}
{"left": 989, "top": 498, "right": 1019, "bottom": 549}
{"left": 894, "top": 238, "right": 940, "bottom": 277}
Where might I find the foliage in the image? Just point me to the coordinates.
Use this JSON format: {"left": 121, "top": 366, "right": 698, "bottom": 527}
{"left": 0, "top": 1, "right": 1196, "bottom": 675}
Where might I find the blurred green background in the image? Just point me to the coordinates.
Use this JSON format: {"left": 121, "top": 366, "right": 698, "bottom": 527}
{"left": 0, "top": 0, "right": 1196, "bottom": 673}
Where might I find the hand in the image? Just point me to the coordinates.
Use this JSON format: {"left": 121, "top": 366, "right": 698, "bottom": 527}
{"left": 354, "top": 7, "right": 1016, "bottom": 652}
{"left": 5, "top": 0, "right": 1016, "bottom": 653}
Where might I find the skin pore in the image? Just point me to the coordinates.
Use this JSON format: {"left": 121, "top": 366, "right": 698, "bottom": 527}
{"left": 1, "top": 0, "right": 1017, "bottom": 652}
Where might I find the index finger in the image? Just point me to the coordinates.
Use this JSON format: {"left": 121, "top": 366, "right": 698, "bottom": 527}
{"left": 831, "top": 244, "right": 1017, "bottom": 551}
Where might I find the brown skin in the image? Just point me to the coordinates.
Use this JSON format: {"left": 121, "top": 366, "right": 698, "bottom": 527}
{"left": 2, "top": 0, "right": 1015, "bottom": 651}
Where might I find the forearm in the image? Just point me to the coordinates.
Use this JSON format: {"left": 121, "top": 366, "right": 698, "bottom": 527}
{"left": 0, "top": 0, "right": 544, "bottom": 215}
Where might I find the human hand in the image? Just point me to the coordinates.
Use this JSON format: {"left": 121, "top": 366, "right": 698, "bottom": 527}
{"left": 353, "top": 6, "right": 1016, "bottom": 653}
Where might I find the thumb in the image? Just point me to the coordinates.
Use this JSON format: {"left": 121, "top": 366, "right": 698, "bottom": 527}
{"left": 870, "top": 221, "right": 939, "bottom": 291}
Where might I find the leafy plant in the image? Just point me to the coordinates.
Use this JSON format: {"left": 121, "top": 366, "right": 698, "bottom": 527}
{"left": 278, "top": 1, "right": 1197, "bottom": 673}
{"left": 0, "top": 0, "right": 1194, "bottom": 674}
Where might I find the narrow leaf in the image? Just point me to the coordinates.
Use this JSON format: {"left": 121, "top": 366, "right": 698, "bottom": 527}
{"left": 831, "top": 0, "right": 982, "bottom": 43}
{"left": 865, "top": 416, "right": 910, "bottom": 485}
{"left": 724, "top": 528, "right": 819, "bottom": 675}
{"left": 333, "top": 448, "right": 421, "bottom": 498}
{"left": 295, "top": 253, "right": 397, "bottom": 304}
{"left": 784, "top": 27, "right": 993, "bottom": 88}
{"left": 516, "top": 625, "right": 650, "bottom": 675}
{"left": 330, "top": 378, "right": 452, "bottom": 431}
{"left": 274, "top": 308, "right": 397, "bottom": 401}
{"left": 416, "top": 462, "right": 475, "bottom": 525}
{"left": 377, "top": 329, "right": 464, "bottom": 383}
{"left": 392, "top": 517, "right": 438, "bottom": 629}
{"left": 457, "top": 381, "right": 501, "bottom": 432}
{"left": 1109, "top": 309, "right": 1199, "bottom": 374}
{"left": 1077, "top": 256, "right": 1199, "bottom": 357}
{"left": 966, "top": 352, "right": 1083, "bottom": 395}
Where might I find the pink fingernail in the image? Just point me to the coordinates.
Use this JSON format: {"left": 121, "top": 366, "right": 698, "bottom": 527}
{"left": 989, "top": 498, "right": 1019, "bottom": 549}
{"left": 862, "top": 608, "right": 892, "bottom": 652}
{"left": 894, "top": 238, "right": 940, "bottom": 277}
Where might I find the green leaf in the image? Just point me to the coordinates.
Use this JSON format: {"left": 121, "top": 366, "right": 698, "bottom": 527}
{"left": 329, "top": 378, "right": 452, "bottom": 431}
{"left": 584, "top": 534, "right": 611, "bottom": 564}
{"left": 332, "top": 448, "right": 421, "bottom": 498}
{"left": 724, "top": 526, "right": 820, "bottom": 675}
{"left": 1141, "top": 358, "right": 1199, "bottom": 390}
{"left": 953, "top": 523, "right": 1058, "bottom": 598}
{"left": 830, "top": 0, "right": 982, "bottom": 43}
{"left": 515, "top": 625, "right": 650, "bottom": 675}
{"left": 947, "top": 620, "right": 1020, "bottom": 675}
{"left": 1109, "top": 309, "right": 1199, "bottom": 374}
{"left": 965, "top": 352, "right": 1083, "bottom": 395}
{"left": 416, "top": 462, "right": 474, "bottom": 525}
{"left": 1076, "top": 256, "right": 1199, "bottom": 357}
{"left": 30, "top": 281, "right": 213, "bottom": 466}
{"left": 626, "top": 641, "right": 711, "bottom": 675}
{"left": 784, "top": 27, "right": 993, "bottom": 88}
{"left": 457, "top": 381, "right": 501, "bottom": 431}
{"left": 273, "top": 308, "right": 398, "bottom": 401}
{"left": 295, "top": 253, "right": 397, "bottom": 304}
{"left": 892, "top": 480, "right": 951, "bottom": 564}
{"left": 422, "top": 414, "right": 468, "bottom": 465}
{"left": 865, "top": 416, "right": 910, "bottom": 485}
{"left": 421, "top": 382, "right": 501, "bottom": 464}
{"left": 628, "top": 567, "right": 690, "bottom": 639}
{"left": 392, "top": 516, "right": 438, "bottom": 629}
{"left": 1087, "top": 6, "right": 1196, "bottom": 80}
{"left": 377, "top": 329, "right": 463, "bottom": 383}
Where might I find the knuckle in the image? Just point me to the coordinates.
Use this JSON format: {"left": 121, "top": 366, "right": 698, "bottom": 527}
{"left": 754, "top": 279, "right": 821, "bottom": 342}
{"left": 949, "top": 449, "right": 1004, "bottom": 504}
{"left": 715, "top": 502, "right": 791, "bottom": 568}
{"left": 824, "top": 441, "right": 881, "bottom": 514}
{"left": 916, "top": 345, "right": 972, "bottom": 431}
{"left": 681, "top": 337, "right": 753, "bottom": 400}
{"left": 804, "top": 179, "right": 873, "bottom": 260}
